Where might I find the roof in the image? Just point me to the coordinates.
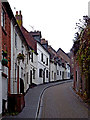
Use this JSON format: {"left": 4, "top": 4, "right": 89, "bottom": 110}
{"left": 20, "top": 26, "right": 37, "bottom": 54}
{"left": 57, "top": 48, "right": 70, "bottom": 59}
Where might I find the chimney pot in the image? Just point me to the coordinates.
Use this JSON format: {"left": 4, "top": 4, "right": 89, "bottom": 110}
{"left": 19, "top": 10, "right": 21, "bottom": 15}
{"left": 16, "top": 11, "right": 18, "bottom": 15}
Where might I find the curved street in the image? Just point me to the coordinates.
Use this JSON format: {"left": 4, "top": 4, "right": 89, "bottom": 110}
{"left": 40, "top": 82, "right": 88, "bottom": 118}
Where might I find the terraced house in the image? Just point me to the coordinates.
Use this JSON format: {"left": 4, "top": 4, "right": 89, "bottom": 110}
{"left": 0, "top": 1, "right": 11, "bottom": 115}
{"left": 0, "top": 1, "right": 71, "bottom": 117}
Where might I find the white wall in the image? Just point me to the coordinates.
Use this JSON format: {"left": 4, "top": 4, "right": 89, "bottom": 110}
{"left": 65, "top": 63, "right": 70, "bottom": 79}
{"left": 30, "top": 53, "right": 38, "bottom": 85}
{"left": 11, "top": 20, "right": 29, "bottom": 94}
{"left": 0, "top": 62, "right": 2, "bottom": 115}
{"left": 50, "top": 62, "right": 57, "bottom": 82}
{"left": 37, "top": 43, "right": 50, "bottom": 84}
{"left": 11, "top": 21, "right": 14, "bottom": 94}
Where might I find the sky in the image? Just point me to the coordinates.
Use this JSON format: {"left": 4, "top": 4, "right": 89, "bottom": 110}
{"left": 8, "top": 0, "right": 89, "bottom": 53}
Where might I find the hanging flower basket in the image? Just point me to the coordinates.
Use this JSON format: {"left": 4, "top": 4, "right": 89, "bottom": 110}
{"left": 2, "top": 50, "right": 7, "bottom": 57}
{"left": 17, "top": 53, "right": 25, "bottom": 61}
{"left": 1, "top": 59, "right": 8, "bottom": 66}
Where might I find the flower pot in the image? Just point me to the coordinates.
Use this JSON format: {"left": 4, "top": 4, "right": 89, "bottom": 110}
{"left": 1, "top": 59, "right": 8, "bottom": 66}
{"left": 17, "top": 53, "right": 25, "bottom": 61}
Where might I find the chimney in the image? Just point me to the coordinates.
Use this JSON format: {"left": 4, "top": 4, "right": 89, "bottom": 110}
{"left": 41, "top": 39, "right": 48, "bottom": 49}
{"left": 88, "top": 1, "right": 90, "bottom": 18}
{"left": 15, "top": 10, "right": 23, "bottom": 27}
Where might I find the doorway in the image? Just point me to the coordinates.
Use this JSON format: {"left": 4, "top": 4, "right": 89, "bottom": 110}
{"left": 62, "top": 71, "right": 64, "bottom": 80}
{"left": 20, "top": 79, "right": 24, "bottom": 94}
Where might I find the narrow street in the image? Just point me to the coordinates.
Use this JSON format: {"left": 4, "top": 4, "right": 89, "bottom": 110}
{"left": 40, "top": 82, "right": 89, "bottom": 118}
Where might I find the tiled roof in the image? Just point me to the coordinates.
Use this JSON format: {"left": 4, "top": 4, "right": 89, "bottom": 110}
{"left": 20, "top": 26, "right": 37, "bottom": 53}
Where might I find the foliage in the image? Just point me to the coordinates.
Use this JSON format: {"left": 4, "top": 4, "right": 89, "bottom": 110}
{"left": 1, "top": 59, "right": 8, "bottom": 66}
{"left": 17, "top": 53, "right": 25, "bottom": 61}
{"left": 75, "top": 26, "right": 90, "bottom": 98}
{"left": 2, "top": 50, "right": 7, "bottom": 57}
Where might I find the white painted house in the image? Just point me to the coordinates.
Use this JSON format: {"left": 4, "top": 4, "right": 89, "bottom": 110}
{"left": 50, "top": 60, "right": 57, "bottom": 82}
{"left": 10, "top": 18, "right": 29, "bottom": 94}
{"left": 66, "top": 63, "right": 70, "bottom": 79}
{"left": 29, "top": 32, "right": 50, "bottom": 85}
{"left": 37, "top": 42, "right": 50, "bottom": 84}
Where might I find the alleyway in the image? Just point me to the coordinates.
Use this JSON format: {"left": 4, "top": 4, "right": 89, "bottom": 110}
{"left": 40, "top": 82, "right": 89, "bottom": 118}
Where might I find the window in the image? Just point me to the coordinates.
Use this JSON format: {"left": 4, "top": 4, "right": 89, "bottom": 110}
{"left": 27, "top": 54, "right": 28, "bottom": 64}
{"left": 21, "top": 67, "right": 23, "bottom": 78}
{"left": 33, "top": 69, "right": 35, "bottom": 79}
{"left": 31, "top": 53, "right": 33, "bottom": 63}
{"left": 60, "top": 71, "right": 61, "bottom": 76}
{"left": 68, "top": 72, "right": 70, "bottom": 77}
{"left": 39, "top": 69, "right": 43, "bottom": 77}
{"left": 15, "top": 63, "right": 17, "bottom": 80}
{"left": 15, "top": 32, "right": 17, "bottom": 48}
{"left": 46, "top": 58, "right": 48, "bottom": 66}
{"left": 41, "top": 53, "right": 43, "bottom": 62}
{"left": 46, "top": 70, "right": 48, "bottom": 78}
{"left": 1, "top": 8, "right": 5, "bottom": 28}
{"left": 57, "top": 70, "right": 59, "bottom": 75}
{"left": 27, "top": 72, "right": 28, "bottom": 84}
{"left": 52, "top": 71, "right": 53, "bottom": 79}
{"left": 29, "top": 52, "right": 30, "bottom": 60}
{"left": 21, "top": 41, "right": 24, "bottom": 54}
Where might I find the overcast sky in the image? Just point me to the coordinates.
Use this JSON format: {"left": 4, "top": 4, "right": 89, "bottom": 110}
{"left": 8, "top": 0, "right": 89, "bottom": 53}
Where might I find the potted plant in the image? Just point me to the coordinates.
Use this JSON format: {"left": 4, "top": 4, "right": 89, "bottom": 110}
{"left": 17, "top": 53, "right": 25, "bottom": 61}
{"left": 1, "top": 58, "right": 8, "bottom": 66}
{"left": 2, "top": 50, "right": 7, "bottom": 57}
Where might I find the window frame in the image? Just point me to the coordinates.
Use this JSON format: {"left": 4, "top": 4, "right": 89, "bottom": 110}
{"left": 41, "top": 53, "right": 43, "bottom": 62}
{"left": 15, "top": 32, "right": 17, "bottom": 49}
{"left": 39, "top": 69, "right": 43, "bottom": 77}
{"left": 46, "top": 70, "right": 48, "bottom": 78}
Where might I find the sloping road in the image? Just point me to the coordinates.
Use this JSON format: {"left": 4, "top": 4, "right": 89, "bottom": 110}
{"left": 40, "top": 82, "right": 89, "bottom": 118}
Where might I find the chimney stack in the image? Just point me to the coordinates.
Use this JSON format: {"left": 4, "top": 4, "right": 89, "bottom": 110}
{"left": 15, "top": 10, "right": 23, "bottom": 27}
{"left": 16, "top": 11, "right": 18, "bottom": 15}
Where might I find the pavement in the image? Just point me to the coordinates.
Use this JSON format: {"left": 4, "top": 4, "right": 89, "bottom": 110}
{"left": 2, "top": 79, "right": 72, "bottom": 119}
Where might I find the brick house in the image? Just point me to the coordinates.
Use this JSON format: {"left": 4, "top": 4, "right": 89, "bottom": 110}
{"left": 0, "top": 1, "right": 11, "bottom": 114}
{"left": 0, "top": 0, "right": 2, "bottom": 117}
{"left": 0, "top": 2, "right": 28, "bottom": 114}
{"left": 72, "top": 16, "right": 90, "bottom": 99}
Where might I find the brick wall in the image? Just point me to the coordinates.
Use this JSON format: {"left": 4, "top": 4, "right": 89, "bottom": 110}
{"left": 2, "top": 3, "right": 11, "bottom": 93}
{"left": 0, "top": 0, "right": 2, "bottom": 116}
